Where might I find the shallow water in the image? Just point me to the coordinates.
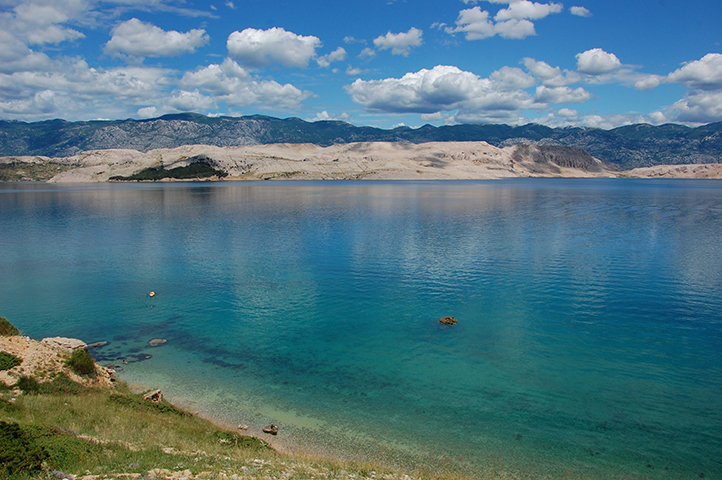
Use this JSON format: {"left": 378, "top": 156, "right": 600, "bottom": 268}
{"left": 1, "top": 179, "right": 721, "bottom": 479}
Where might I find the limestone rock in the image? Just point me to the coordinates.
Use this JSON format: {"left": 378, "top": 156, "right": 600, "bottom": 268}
{"left": 439, "top": 316, "right": 458, "bottom": 325}
{"left": 41, "top": 337, "right": 87, "bottom": 351}
{"left": 143, "top": 389, "right": 163, "bottom": 403}
{"left": 148, "top": 338, "right": 168, "bottom": 347}
{"left": 262, "top": 424, "right": 278, "bottom": 435}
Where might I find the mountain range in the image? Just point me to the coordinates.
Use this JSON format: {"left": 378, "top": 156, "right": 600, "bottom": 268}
{"left": 1, "top": 113, "right": 721, "bottom": 170}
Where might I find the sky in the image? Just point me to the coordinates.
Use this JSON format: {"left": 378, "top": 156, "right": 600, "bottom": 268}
{"left": 1, "top": 0, "right": 721, "bottom": 129}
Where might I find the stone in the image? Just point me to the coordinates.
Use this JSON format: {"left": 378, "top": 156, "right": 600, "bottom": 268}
{"left": 262, "top": 424, "right": 278, "bottom": 435}
{"left": 87, "top": 341, "right": 109, "bottom": 348}
{"left": 143, "top": 389, "right": 163, "bottom": 403}
{"left": 237, "top": 424, "right": 249, "bottom": 431}
{"left": 42, "top": 337, "right": 87, "bottom": 351}
{"left": 148, "top": 338, "right": 168, "bottom": 347}
{"left": 439, "top": 316, "right": 458, "bottom": 325}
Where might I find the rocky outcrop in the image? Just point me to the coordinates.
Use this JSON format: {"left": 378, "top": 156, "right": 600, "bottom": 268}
{"left": 263, "top": 424, "right": 279, "bottom": 435}
{"left": 439, "top": 317, "right": 458, "bottom": 325}
{"left": 143, "top": 389, "right": 163, "bottom": 403}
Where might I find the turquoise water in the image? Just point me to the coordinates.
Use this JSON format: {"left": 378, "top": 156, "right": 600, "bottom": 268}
{"left": 1, "top": 179, "right": 721, "bottom": 479}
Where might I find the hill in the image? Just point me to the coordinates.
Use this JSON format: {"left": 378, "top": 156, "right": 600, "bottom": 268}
{"left": 1, "top": 114, "right": 721, "bottom": 170}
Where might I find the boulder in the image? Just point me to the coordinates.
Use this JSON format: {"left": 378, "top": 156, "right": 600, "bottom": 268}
{"left": 143, "top": 389, "right": 163, "bottom": 403}
{"left": 148, "top": 338, "right": 167, "bottom": 347}
{"left": 262, "top": 424, "right": 279, "bottom": 435}
{"left": 439, "top": 316, "right": 458, "bottom": 325}
{"left": 41, "top": 337, "right": 87, "bottom": 351}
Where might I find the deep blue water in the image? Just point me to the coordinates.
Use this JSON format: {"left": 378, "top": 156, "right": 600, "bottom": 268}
{"left": 1, "top": 179, "right": 721, "bottom": 479}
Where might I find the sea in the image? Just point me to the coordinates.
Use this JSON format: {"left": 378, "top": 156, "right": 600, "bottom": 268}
{"left": 1, "top": 179, "right": 721, "bottom": 479}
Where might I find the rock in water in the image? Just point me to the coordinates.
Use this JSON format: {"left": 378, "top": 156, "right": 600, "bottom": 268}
{"left": 143, "top": 389, "right": 163, "bottom": 403}
{"left": 439, "top": 316, "right": 458, "bottom": 325}
{"left": 262, "top": 424, "right": 279, "bottom": 435}
{"left": 148, "top": 338, "right": 167, "bottom": 347}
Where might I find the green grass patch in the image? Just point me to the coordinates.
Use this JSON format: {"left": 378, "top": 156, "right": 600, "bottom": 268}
{"left": 108, "top": 393, "right": 191, "bottom": 417}
{"left": 0, "top": 352, "right": 22, "bottom": 371}
{"left": 109, "top": 161, "right": 227, "bottom": 181}
{"left": 66, "top": 349, "right": 96, "bottom": 377}
{"left": 0, "top": 421, "right": 48, "bottom": 476}
{"left": 0, "top": 162, "right": 72, "bottom": 182}
{"left": 0, "top": 317, "right": 19, "bottom": 336}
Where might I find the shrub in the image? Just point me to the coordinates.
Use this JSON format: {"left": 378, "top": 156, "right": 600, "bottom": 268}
{"left": 0, "top": 421, "right": 48, "bottom": 476}
{"left": 66, "top": 349, "right": 96, "bottom": 377}
{"left": 0, "top": 316, "right": 19, "bottom": 336}
{"left": 0, "top": 351, "right": 22, "bottom": 371}
{"left": 15, "top": 375, "right": 40, "bottom": 394}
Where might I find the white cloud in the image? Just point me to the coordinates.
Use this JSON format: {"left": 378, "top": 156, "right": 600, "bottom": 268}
{"left": 225, "top": 1, "right": 236, "bottom": 9}
{"left": 667, "top": 53, "right": 722, "bottom": 90}
{"left": 634, "top": 74, "right": 662, "bottom": 91}
{"left": 557, "top": 108, "right": 578, "bottom": 117}
{"left": 359, "top": 47, "right": 376, "bottom": 59}
{"left": 576, "top": 48, "right": 622, "bottom": 75}
{"left": 307, "top": 111, "right": 350, "bottom": 122}
{"left": 570, "top": 6, "right": 592, "bottom": 17}
{"left": 137, "top": 106, "right": 157, "bottom": 118}
{"left": 446, "top": 6, "right": 537, "bottom": 40}
{"left": 521, "top": 57, "right": 581, "bottom": 86}
{"left": 373, "top": 27, "right": 423, "bottom": 56}
{"left": 104, "top": 18, "right": 209, "bottom": 58}
{"left": 667, "top": 91, "right": 722, "bottom": 124}
{"left": 180, "top": 58, "right": 312, "bottom": 108}
{"left": 489, "top": 66, "right": 536, "bottom": 90}
{"left": 317, "top": 47, "right": 347, "bottom": 68}
{"left": 534, "top": 85, "right": 593, "bottom": 104}
{"left": 343, "top": 36, "right": 365, "bottom": 44}
{"left": 346, "top": 66, "right": 364, "bottom": 75}
{"left": 345, "top": 64, "right": 541, "bottom": 124}
{"left": 227, "top": 27, "right": 321, "bottom": 68}
{"left": 494, "top": 1, "right": 563, "bottom": 21}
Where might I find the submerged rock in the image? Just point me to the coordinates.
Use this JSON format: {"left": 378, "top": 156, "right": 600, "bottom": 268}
{"left": 262, "top": 424, "right": 278, "bottom": 435}
{"left": 87, "top": 341, "right": 109, "bottom": 348}
{"left": 439, "top": 316, "right": 458, "bottom": 325}
{"left": 148, "top": 338, "right": 167, "bottom": 347}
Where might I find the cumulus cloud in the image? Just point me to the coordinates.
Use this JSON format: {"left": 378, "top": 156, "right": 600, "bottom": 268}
{"left": 104, "top": 19, "right": 209, "bottom": 58}
{"left": 667, "top": 53, "right": 722, "bottom": 90}
{"left": 345, "top": 64, "right": 540, "bottom": 125}
{"left": 307, "top": 111, "right": 350, "bottom": 122}
{"left": 570, "top": 6, "right": 592, "bottom": 17}
{"left": 667, "top": 90, "right": 722, "bottom": 124}
{"left": 447, "top": 6, "right": 536, "bottom": 40}
{"left": 227, "top": 27, "right": 321, "bottom": 68}
{"left": 180, "top": 58, "right": 312, "bottom": 108}
{"left": 2, "top": 0, "right": 85, "bottom": 46}
{"left": 447, "top": 1, "right": 563, "bottom": 40}
{"left": 521, "top": 57, "right": 581, "bottom": 86}
{"left": 373, "top": 28, "right": 423, "bottom": 56}
{"left": 317, "top": 47, "right": 347, "bottom": 67}
{"left": 535, "top": 85, "right": 593, "bottom": 104}
{"left": 359, "top": 47, "right": 376, "bottom": 59}
{"left": 576, "top": 48, "right": 622, "bottom": 75}
{"left": 494, "top": 1, "right": 563, "bottom": 21}
{"left": 489, "top": 66, "right": 536, "bottom": 90}
{"left": 634, "top": 75, "right": 662, "bottom": 91}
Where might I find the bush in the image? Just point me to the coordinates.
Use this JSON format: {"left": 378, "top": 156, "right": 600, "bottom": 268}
{"left": 0, "top": 351, "right": 22, "bottom": 371}
{"left": 15, "top": 376, "right": 40, "bottom": 394}
{"left": 66, "top": 349, "right": 96, "bottom": 377}
{"left": 0, "top": 316, "right": 19, "bottom": 336}
{"left": 0, "top": 421, "right": 48, "bottom": 476}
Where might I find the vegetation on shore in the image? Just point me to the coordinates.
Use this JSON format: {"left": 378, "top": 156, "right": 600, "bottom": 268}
{"left": 0, "top": 316, "right": 439, "bottom": 480}
{"left": 109, "top": 161, "right": 227, "bottom": 181}
{"left": 0, "top": 163, "right": 72, "bottom": 182}
{"left": 0, "top": 317, "right": 20, "bottom": 337}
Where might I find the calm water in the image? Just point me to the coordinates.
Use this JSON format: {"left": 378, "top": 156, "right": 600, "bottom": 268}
{"left": 1, "top": 180, "right": 721, "bottom": 479}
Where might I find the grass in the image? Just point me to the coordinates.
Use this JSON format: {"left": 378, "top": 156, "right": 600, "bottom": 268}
{"left": 0, "top": 162, "right": 72, "bottom": 182}
{"left": 0, "top": 374, "right": 453, "bottom": 480}
{"left": 0, "top": 317, "right": 19, "bottom": 337}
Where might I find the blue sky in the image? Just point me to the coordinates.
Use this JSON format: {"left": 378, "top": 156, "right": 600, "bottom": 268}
{"left": 1, "top": 0, "right": 721, "bottom": 129}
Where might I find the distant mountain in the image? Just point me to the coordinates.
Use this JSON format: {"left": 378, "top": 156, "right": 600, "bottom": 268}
{"left": 1, "top": 113, "right": 721, "bottom": 169}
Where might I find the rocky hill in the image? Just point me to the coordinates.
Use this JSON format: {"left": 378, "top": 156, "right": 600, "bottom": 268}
{"left": 1, "top": 113, "right": 721, "bottom": 170}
